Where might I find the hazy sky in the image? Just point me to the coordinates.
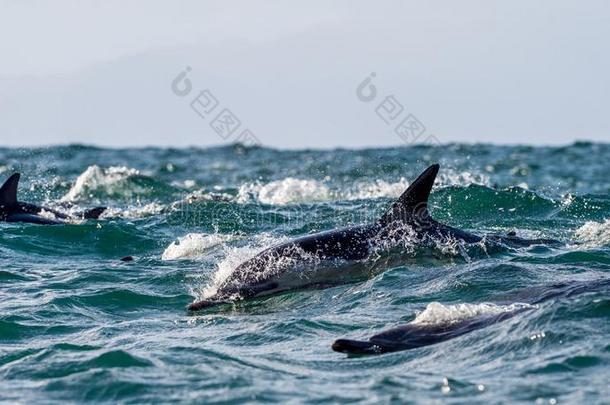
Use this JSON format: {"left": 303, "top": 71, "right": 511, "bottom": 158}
{"left": 0, "top": 0, "right": 609, "bottom": 148}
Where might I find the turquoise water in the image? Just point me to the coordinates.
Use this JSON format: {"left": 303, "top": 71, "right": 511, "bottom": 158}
{"left": 0, "top": 143, "right": 609, "bottom": 403}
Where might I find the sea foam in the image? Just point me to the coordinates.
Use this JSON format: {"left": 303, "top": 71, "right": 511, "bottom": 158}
{"left": 574, "top": 219, "right": 610, "bottom": 248}
{"left": 237, "top": 178, "right": 331, "bottom": 205}
{"left": 162, "top": 233, "right": 239, "bottom": 261}
{"left": 234, "top": 169, "right": 489, "bottom": 206}
{"left": 411, "top": 302, "right": 533, "bottom": 326}
{"left": 61, "top": 165, "right": 142, "bottom": 202}
{"left": 101, "top": 203, "right": 165, "bottom": 220}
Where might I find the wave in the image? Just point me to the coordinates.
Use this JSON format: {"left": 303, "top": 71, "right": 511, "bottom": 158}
{"left": 574, "top": 219, "right": 610, "bottom": 248}
{"left": 237, "top": 178, "right": 331, "bottom": 205}
{"left": 234, "top": 169, "right": 490, "bottom": 206}
{"left": 61, "top": 165, "right": 165, "bottom": 202}
{"left": 162, "top": 233, "right": 239, "bottom": 261}
{"left": 411, "top": 302, "right": 534, "bottom": 326}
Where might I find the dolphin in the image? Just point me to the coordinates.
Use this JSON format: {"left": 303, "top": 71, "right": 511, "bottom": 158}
{"left": 332, "top": 278, "right": 610, "bottom": 355}
{"left": 188, "top": 164, "right": 559, "bottom": 311}
{"left": 0, "top": 173, "right": 107, "bottom": 225}
{"left": 332, "top": 306, "right": 529, "bottom": 355}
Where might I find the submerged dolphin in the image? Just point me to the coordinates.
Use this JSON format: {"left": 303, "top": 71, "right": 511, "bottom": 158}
{"left": 332, "top": 278, "right": 610, "bottom": 355}
{"left": 188, "top": 164, "right": 559, "bottom": 311}
{"left": 0, "top": 173, "right": 106, "bottom": 225}
{"left": 332, "top": 306, "right": 527, "bottom": 355}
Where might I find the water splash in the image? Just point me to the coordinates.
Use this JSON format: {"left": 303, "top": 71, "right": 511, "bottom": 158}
{"left": 62, "top": 165, "right": 143, "bottom": 202}
{"left": 575, "top": 219, "right": 610, "bottom": 248}
{"left": 412, "top": 302, "right": 534, "bottom": 326}
{"left": 196, "top": 233, "right": 290, "bottom": 299}
{"left": 162, "top": 233, "right": 239, "bottom": 260}
{"left": 237, "top": 178, "right": 331, "bottom": 205}
{"left": 234, "top": 169, "right": 490, "bottom": 206}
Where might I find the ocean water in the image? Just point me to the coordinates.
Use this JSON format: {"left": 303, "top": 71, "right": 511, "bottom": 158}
{"left": 0, "top": 143, "right": 609, "bottom": 403}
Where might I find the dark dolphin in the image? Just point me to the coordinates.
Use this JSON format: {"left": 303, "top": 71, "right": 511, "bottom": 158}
{"left": 332, "top": 278, "right": 610, "bottom": 355}
{"left": 0, "top": 173, "right": 107, "bottom": 225}
{"left": 332, "top": 306, "right": 529, "bottom": 355}
{"left": 188, "top": 164, "right": 560, "bottom": 311}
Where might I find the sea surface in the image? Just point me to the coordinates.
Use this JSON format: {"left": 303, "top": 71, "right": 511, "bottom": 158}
{"left": 0, "top": 143, "right": 609, "bottom": 404}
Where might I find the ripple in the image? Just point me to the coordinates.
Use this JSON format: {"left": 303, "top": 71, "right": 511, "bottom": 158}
{"left": 1, "top": 143, "right": 609, "bottom": 403}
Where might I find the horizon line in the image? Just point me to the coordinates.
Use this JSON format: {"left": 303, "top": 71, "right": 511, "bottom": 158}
{"left": 0, "top": 139, "right": 608, "bottom": 152}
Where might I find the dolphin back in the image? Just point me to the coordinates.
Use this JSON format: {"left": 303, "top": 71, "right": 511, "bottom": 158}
{"left": 6, "top": 213, "right": 64, "bottom": 225}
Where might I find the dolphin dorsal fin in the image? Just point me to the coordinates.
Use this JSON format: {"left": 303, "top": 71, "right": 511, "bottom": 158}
{"left": 378, "top": 164, "right": 439, "bottom": 226}
{"left": 0, "top": 173, "right": 20, "bottom": 207}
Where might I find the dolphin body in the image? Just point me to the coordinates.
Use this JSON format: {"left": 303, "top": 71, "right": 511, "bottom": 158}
{"left": 332, "top": 306, "right": 529, "bottom": 355}
{"left": 0, "top": 173, "right": 106, "bottom": 225}
{"left": 188, "top": 164, "right": 559, "bottom": 311}
{"left": 332, "top": 278, "right": 610, "bottom": 355}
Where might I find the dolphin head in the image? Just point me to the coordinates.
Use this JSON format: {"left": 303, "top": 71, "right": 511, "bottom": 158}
{"left": 217, "top": 254, "right": 283, "bottom": 298}
{"left": 187, "top": 252, "right": 289, "bottom": 311}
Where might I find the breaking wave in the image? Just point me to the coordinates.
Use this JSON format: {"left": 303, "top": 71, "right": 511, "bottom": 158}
{"left": 411, "top": 302, "right": 534, "bottom": 326}
{"left": 575, "top": 219, "right": 610, "bottom": 248}
{"left": 61, "top": 165, "right": 152, "bottom": 202}
{"left": 234, "top": 169, "right": 490, "bottom": 206}
{"left": 162, "top": 233, "right": 239, "bottom": 261}
{"left": 237, "top": 178, "right": 331, "bottom": 205}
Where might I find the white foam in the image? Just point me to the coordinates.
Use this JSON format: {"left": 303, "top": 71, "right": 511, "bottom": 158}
{"left": 346, "top": 170, "right": 488, "bottom": 200}
{"left": 171, "top": 179, "right": 197, "bottom": 189}
{"left": 437, "top": 169, "right": 490, "bottom": 188}
{"left": 561, "top": 193, "right": 576, "bottom": 207}
{"left": 346, "top": 178, "right": 410, "bottom": 200}
{"left": 101, "top": 202, "right": 165, "bottom": 219}
{"left": 37, "top": 209, "right": 58, "bottom": 220}
{"left": 35, "top": 208, "right": 86, "bottom": 224}
{"left": 574, "top": 219, "right": 610, "bottom": 248}
{"left": 37, "top": 209, "right": 77, "bottom": 224}
{"left": 411, "top": 302, "right": 533, "bottom": 326}
{"left": 171, "top": 190, "right": 233, "bottom": 210}
{"left": 237, "top": 178, "right": 331, "bottom": 205}
{"left": 234, "top": 170, "right": 489, "bottom": 205}
{"left": 61, "top": 165, "right": 141, "bottom": 202}
{"left": 162, "top": 233, "right": 238, "bottom": 261}
{"left": 196, "top": 233, "right": 290, "bottom": 298}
